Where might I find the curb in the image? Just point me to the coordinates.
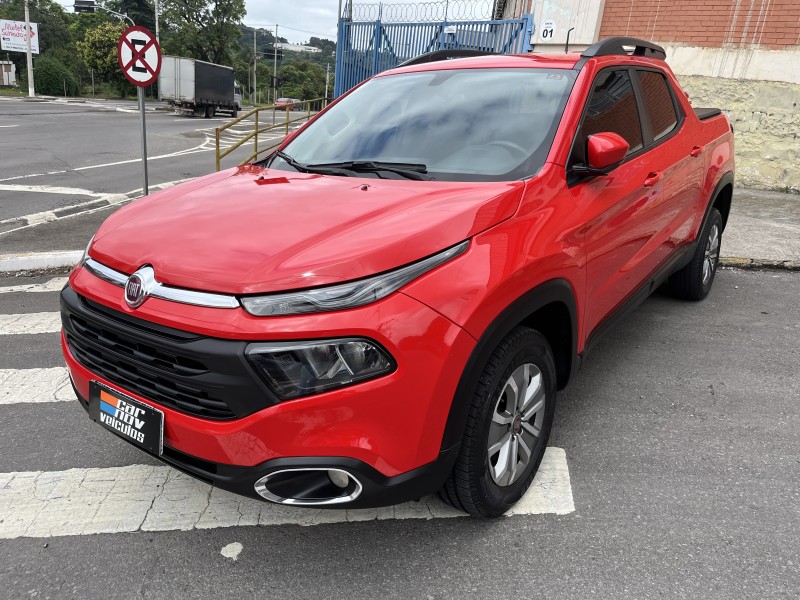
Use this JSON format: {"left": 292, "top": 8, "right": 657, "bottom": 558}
{"left": 0, "top": 251, "right": 82, "bottom": 274}
{"left": 719, "top": 257, "right": 800, "bottom": 271}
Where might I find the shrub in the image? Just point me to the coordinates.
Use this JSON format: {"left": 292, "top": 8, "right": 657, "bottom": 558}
{"left": 33, "top": 55, "right": 80, "bottom": 96}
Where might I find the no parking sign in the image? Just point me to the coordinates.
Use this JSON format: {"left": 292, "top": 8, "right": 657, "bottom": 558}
{"left": 117, "top": 25, "right": 161, "bottom": 195}
{"left": 117, "top": 26, "right": 161, "bottom": 87}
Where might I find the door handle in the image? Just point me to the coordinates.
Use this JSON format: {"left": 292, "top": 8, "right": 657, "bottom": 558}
{"left": 690, "top": 145, "right": 703, "bottom": 158}
{"left": 644, "top": 171, "right": 662, "bottom": 187}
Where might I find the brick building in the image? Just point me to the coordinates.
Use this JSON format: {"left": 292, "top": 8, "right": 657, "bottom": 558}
{"left": 495, "top": 0, "right": 800, "bottom": 191}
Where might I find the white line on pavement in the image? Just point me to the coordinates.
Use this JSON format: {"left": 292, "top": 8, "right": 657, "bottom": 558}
{"left": 0, "top": 312, "right": 61, "bottom": 335}
{"left": 0, "top": 125, "right": 19, "bottom": 128}
{"left": 0, "top": 144, "right": 210, "bottom": 183}
{"left": 0, "top": 368, "right": 73, "bottom": 405}
{"left": 0, "top": 277, "right": 67, "bottom": 294}
{"left": 0, "top": 448, "right": 574, "bottom": 538}
{"left": 0, "top": 252, "right": 82, "bottom": 272}
{"left": 0, "top": 184, "right": 105, "bottom": 197}
{"left": 0, "top": 179, "right": 190, "bottom": 240}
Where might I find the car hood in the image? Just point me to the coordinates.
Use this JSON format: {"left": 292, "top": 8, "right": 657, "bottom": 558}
{"left": 90, "top": 166, "right": 523, "bottom": 295}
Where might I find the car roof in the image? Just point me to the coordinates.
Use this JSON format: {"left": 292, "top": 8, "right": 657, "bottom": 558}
{"left": 380, "top": 38, "right": 668, "bottom": 77}
{"left": 384, "top": 52, "right": 583, "bottom": 76}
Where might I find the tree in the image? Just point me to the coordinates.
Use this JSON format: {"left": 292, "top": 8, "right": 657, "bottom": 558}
{"left": 107, "top": 0, "right": 155, "bottom": 31}
{"left": 160, "top": 0, "right": 246, "bottom": 65}
{"left": 308, "top": 37, "right": 335, "bottom": 55}
{"left": 76, "top": 20, "right": 132, "bottom": 95}
{"left": 278, "top": 61, "right": 326, "bottom": 100}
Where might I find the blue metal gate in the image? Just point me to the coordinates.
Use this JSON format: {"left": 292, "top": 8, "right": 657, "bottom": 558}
{"left": 334, "top": 2, "right": 535, "bottom": 97}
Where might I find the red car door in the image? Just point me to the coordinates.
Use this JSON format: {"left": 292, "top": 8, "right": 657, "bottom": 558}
{"left": 567, "top": 69, "right": 669, "bottom": 336}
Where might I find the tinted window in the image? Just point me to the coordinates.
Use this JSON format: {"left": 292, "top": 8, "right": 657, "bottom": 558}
{"left": 274, "top": 69, "right": 575, "bottom": 182}
{"left": 577, "top": 70, "right": 643, "bottom": 161}
{"left": 638, "top": 70, "right": 679, "bottom": 141}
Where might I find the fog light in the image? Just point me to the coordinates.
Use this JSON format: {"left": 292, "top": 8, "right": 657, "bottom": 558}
{"left": 328, "top": 469, "right": 350, "bottom": 489}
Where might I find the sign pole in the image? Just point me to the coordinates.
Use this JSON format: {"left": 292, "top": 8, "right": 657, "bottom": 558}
{"left": 118, "top": 25, "right": 161, "bottom": 198}
{"left": 138, "top": 86, "right": 149, "bottom": 195}
{"left": 23, "top": 0, "right": 34, "bottom": 97}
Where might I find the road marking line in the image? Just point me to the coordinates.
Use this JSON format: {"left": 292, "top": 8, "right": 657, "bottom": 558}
{"left": 0, "top": 145, "right": 210, "bottom": 183}
{"left": 0, "top": 368, "right": 73, "bottom": 405}
{"left": 0, "top": 277, "right": 67, "bottom": 294}
{"left": 0, "top": 252, "right": 82, "bottom": 272}
{"left": 0, "top": 448, "right": 573, "bottom": 538}
{"left": 0, "top": 184, "right": 105, "bottom": 197}
{"left": 0, "top": 125, "right": 19, "bottom": 128}
{"left": 0, "top": 312, "right": 61, "bottom": 335}
{"left": 0, "top": 179, "right": 190, "bottom": 239}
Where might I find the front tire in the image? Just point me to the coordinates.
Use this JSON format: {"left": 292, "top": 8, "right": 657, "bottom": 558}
{"left": 438, "top": 327, "right": 556, "bottom": 517}
{"left": 670, "top": 208, "right": 722, "bottom": 300}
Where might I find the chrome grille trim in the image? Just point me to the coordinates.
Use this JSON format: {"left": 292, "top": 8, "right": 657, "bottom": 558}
{"left": 84, "top": 257, "right": 240, "bottom": 309}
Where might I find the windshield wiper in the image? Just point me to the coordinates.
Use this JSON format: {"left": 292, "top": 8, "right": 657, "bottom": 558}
{"left": 308, "top": 160, "right": 433, "bottom": 181}
{"left": 275, "top": 152, "right": 433, "bottom": 180}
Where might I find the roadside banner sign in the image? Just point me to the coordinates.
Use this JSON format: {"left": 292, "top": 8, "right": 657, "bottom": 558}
{"left": 118, "top": 26, "right": 161, "bottom": 196}
{"left": 117, "top": 25, "right": 161, "bottom": 87}
{"left": 0, "top": 19, "right": 39, "bottom": 54}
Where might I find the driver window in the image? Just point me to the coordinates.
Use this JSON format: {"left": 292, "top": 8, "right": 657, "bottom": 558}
{"left": 570, "top": 70, "right": 643, "bottom": 169}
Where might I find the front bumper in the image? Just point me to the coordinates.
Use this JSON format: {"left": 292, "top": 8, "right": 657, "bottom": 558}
{"left": 62, "top": 266, "right": 476, "bottom": 502}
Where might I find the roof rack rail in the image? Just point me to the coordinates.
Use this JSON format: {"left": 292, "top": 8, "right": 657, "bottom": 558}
{"left": 397, "top": 49, "right": 498, "bottom": 68}
{"left": 581, "top": 37, "right": 666, "bottom": 60}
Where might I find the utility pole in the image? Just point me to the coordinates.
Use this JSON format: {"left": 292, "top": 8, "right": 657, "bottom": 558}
{"left": 272, "top": 24, "right": 278, "bottom": 103}
{"left": 253, "top": 28, "right": 257, "bottom": 105}
{"left": 154, "top": 0, "right": 159, "bottom": 43}
{"left": 23, "top": 0, "right": 34, "bottom": 97}
{"left": 324, "top": 63, "right": 330, "bottom": 103}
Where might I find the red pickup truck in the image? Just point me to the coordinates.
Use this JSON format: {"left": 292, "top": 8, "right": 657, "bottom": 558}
{"left": 61, "top": 37, "right": 734, "bottom": 517}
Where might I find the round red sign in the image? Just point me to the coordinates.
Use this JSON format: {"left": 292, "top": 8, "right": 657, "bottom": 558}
{"left": 117, "top": 26, "right": 162, "bottom": 87}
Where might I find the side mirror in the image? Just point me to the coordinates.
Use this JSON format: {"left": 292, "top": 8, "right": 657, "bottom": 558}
{"left": 587, "top": 132, "right": 629, "bottom": 171}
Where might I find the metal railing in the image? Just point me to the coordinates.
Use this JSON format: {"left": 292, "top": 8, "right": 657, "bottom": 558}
{"left": 215, "top": 98, "right": 328, "bottom": 171}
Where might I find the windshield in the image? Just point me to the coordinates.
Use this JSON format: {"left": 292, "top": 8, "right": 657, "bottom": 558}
{"left": 271, "top": 68, "right": 575, "bottom": 182}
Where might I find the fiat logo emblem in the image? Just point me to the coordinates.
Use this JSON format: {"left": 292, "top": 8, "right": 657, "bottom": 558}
{"left": 124, "top": 266, "right": 155, "bottom": 308}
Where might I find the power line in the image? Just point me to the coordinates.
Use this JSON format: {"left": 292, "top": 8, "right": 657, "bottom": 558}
{"left": 244, "top": 23, "right": 336, "bottom": 39}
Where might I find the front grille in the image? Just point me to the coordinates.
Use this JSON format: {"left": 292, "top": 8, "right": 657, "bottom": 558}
{"left": 66, "top": 330, "right": 234, "bottom": 419}
{"left": 61, "top": 286, "right": 279, "bottom": 420}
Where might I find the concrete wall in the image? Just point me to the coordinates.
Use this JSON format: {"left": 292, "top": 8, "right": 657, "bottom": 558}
{"left": 678, "top": 74, "right": 800, "bottom": 193}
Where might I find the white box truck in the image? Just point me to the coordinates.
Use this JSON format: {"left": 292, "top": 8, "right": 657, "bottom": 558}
{"left": 159, "top": 56, "right": 243, "bottom": 118}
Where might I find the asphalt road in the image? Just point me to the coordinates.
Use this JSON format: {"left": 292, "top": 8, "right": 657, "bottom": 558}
{"left": 1, "top": 268, "right": 798, "bottom": 599}
{"left": 0, "top": 96, "right": 298, "bottom": 225}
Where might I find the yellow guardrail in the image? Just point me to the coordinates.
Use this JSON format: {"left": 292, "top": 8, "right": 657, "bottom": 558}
{"left": 214, "top": 98, "right": 328, "bottom": 171}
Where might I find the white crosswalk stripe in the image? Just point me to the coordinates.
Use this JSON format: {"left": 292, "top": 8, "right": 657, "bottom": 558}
{"left": 0, "top": 312, "right": 61, "bottom": 335}
{"left": 0, "top": 368, "right": 73, "bottom": 404}
{"left": 0, "top": 278, "right": 67, "bottom": 294}
{"left": 0, "top": 448, "right": 574, "bottom": 539}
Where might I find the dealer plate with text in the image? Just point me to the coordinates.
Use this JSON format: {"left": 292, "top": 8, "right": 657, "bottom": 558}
{"left": 88, "top": 381, "right": 164, "bottom": 455}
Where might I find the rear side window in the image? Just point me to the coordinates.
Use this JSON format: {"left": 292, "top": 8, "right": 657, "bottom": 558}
{"left": 578, "top": 70, "right": 643, "bottom": 158}
{"left": 638, "top": 70, "right": 678, "bottom": 141}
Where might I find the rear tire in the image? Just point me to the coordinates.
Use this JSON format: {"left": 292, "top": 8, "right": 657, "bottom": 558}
{"left": 438, "top": 327, "right": 556, "bottom": 517}
{"left": 204, "top": 105, "right": 216, "bottom": 119}
{"left": 670, "top": 208, "right": 722, "bottom": 300}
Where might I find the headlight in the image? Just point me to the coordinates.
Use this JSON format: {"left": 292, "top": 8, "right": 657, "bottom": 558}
{"left": 247, "top": 338, "right": 395, "bottom": 399}
{"left": 240, "top": 240, "right": 469, "bottom": 316}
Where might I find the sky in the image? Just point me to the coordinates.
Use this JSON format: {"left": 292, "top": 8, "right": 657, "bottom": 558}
{"left": 243, "top": 1, "right": 340, "bottom": 43}
{"left": 49, "top": 1, "right": 344, "bottom": 43}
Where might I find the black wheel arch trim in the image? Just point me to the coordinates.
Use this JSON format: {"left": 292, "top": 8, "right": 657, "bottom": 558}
{"left": 440, "top": 279, "right": 578, "bottom": 452}
{"left": 702, "top": 171, "right": 734, "bottom": 235}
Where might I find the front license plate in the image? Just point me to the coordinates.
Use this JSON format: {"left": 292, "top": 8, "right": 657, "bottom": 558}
{"left": 88, "top": 381, "right": 164, "bottom": 456}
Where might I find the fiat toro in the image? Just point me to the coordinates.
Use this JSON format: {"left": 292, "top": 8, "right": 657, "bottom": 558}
{"left": 61, "top": 37, "right": 734, "bottom": 517}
